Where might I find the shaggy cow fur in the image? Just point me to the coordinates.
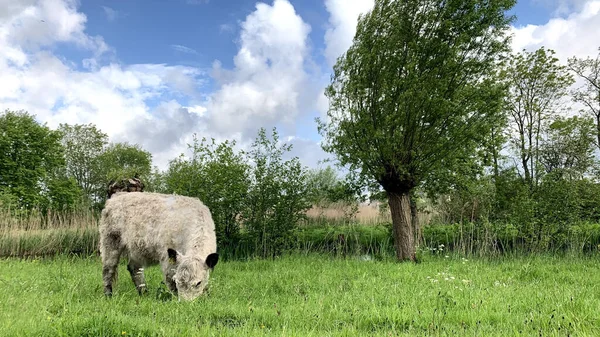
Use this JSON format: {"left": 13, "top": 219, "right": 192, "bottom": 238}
{"left": 99, "top": 192, "right": 219, "bottom": 301}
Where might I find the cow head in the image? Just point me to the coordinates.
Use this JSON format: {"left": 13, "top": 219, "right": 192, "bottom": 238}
{"left": 167, "top": 248, "right": 219, "bottom": 301}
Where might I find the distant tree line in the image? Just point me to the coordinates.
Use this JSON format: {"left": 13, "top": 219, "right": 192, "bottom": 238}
{"left": 0, "top": 110, "right": 357, "bottom": 258}
{"left": 4, "top": 0, "right": 600, "bottom": 260}
{"left": 317, "top": 0, "right": 600, "bottom": 260}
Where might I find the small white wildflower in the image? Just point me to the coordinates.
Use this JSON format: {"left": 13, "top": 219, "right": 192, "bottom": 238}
{"left": 445, "top": 255, "right": 449, "bottom": 258}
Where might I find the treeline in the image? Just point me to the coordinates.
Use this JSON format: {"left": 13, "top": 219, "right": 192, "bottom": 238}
{"left": 0, "top": 110, "right": 359, "bottom": 258}
{"left": 398, "top": 47, "right": 600, "bottom": 253}
{"left": 0, "top": 111, "right": 152, "bottom": 213}
{"left": 3, "top": 45, "right": 600, "bottom": 258}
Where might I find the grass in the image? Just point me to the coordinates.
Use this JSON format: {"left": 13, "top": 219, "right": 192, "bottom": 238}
{"left": 1, "top": 253, "right": 599, "bottom": 336}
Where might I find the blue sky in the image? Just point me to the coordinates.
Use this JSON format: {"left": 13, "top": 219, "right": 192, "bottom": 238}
{"left": 75, "top": 0, "right": 560, "bottom": 67}
{"left": 1, "top": 0, "right": 599, "bottom": 169}
{"left": 78, "top": 0, "right": 333, "bottom": 70}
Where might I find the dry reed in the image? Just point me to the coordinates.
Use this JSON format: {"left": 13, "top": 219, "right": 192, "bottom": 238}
{"left": 0, "top": 206, "right": 99, "bottom": 257}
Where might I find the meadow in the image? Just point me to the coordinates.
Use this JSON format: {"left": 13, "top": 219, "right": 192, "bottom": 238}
{"left": 1, "top": 253, "right": 599, "bottom": 336}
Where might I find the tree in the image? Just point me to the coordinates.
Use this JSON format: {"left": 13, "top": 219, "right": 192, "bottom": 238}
{"left": 306, "top": 166, "right": 360, "bottom": 206}
{"left": 244, "top": 128, "right": 310, "bottom": 258}
{"left": 98, "top": 142, "right": 152, "bottom": 183}
{"left": 504, "top": 47, "right": 574, "bottom": 189}
{"left": 306, "top": 166, "right": 339, "bottom": 206}
{"left": 0, "top": 110, "right": 65, "bottom": 209}
{"left": 165, "top": 136, "right": 251, "bottom": 249}
{"left": 57, "top": 123, "right": 108, "bottom": 203}
{"left": 317, "top": 0, "right": 516, "bottom": 261}
{"left": 96, "top": 142, "right": 152, "bottom": 206}
{"left": 539, "top": 115, "right": 596, "bottom": 179}
{"left": 568, "top": 47, "right": 600, "bottom": 149}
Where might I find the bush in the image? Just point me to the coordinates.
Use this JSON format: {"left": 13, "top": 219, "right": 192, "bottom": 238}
{"left": 243, "top": 128, "right": 311, "bottom": 258}
{"left": 165, "top": 135, "right": 250, "bottom": 251}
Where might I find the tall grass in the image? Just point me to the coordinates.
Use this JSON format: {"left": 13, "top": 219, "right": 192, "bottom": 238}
{"left": 305, "top": 202, "right": 391, "bottom": 226}
{"left": 3, "top": 203, "right": 600, "bottom": 259}
{"left": 0, "top": 207, "right": 98, "bottom": 257}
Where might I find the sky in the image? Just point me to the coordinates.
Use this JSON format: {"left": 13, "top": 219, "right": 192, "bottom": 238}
{"left": 1, "top": 0, "right": 600, "bottom": 170}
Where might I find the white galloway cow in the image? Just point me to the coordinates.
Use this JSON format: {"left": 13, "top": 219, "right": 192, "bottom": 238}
{"left": 99, "top": 192, "right": 219, "bottom": 301}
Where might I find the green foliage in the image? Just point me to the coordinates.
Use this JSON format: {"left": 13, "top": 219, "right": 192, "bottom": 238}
{"left": 144, "top": 166, "right": 168, "bottom": 193}
{"left": 568, "top": 47, "right": 600, "bottom": 148}
{"left": 44, "top": 176, "right": 82, "bottom": 212}
{"left": 539, "top": 115, "right": 597, "bottom": 178}
{"left": 318, "top": 0, "right": 515, "bottom": 192}
{"left": 163, "top": 127, "right": 310, "bottom": 258}
{"left": 504, "top": 47, "right": 575, "bottom": 188}
{"left": 318, "top": 0, "right": 516, "bottom": 260}
{"left": 57, "top": 123, "right": 108, "bottom": 204}
{"left": 432, "top": 176, "right": 496, "bottom": 225}
{"left": 165, "top": 135, "right": 251, "bottom": 249}
{"left": 306, "top": 166, "right": 360, "bottom": 206}
{"left": 98, "top": 142, "right": 152, "bottom": 183}
{"left": 0, "top": 110, "right": 66, "bottom": 209}
{"left": 244, "top": 128, "right": 311, "bottom": 258}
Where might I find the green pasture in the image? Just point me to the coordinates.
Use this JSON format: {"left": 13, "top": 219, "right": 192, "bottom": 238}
{"left": 1, "top": 254, "right": 599, "bottom": 336}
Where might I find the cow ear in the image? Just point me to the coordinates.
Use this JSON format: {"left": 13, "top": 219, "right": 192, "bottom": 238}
{"left": 205, "top": 253, "right": 219, "bottom": 269}
{"left": 167, "top": 248, "right": 179, "bottom": 264}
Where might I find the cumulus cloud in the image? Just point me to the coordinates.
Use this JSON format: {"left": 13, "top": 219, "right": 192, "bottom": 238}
{"left": 202, "top": 0, "right": 313, "bottom": 138}
{"left": 285, "top": 136, "right": 335, "bottom": 169}
{"left": 112, "top": 101, "right": 206, "bottom": 168}
{"left": 511, "top": 0, "right": 600, "bottom": 60}
{"left": 0, "top": 0, "right": 207, "bottom": 170}
{"left": 537, "top": 0, "right": 591, "bottom": 16}
{"left": 0, "top": 0, "right": 109, "bottom": 54}
{"left": 323, "top": 0, "right": 374, "bottom": 67}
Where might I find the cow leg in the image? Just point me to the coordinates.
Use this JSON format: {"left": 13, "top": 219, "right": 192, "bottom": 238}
{"left": 127, "top": 261, "right": 147, "bottom": 295}
{"left": 100, "top": 233, "right": 123, "bottom": 296}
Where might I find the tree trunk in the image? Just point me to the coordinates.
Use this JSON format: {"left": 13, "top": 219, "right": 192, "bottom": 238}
{"left": 387, "top": 190, "right": 415, "bottom": 262}
{"left": 410, "top": 195, "right": 421, "bottom": 247}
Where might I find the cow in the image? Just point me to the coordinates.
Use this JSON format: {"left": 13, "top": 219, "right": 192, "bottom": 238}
{"left": 99, "top": 192, "right": 219, "bottom": 301}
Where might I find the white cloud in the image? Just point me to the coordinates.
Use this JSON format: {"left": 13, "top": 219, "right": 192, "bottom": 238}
{"left": 511, "top": 0, "right": 600, "bottom": 60}
{"left": 0, "top": 0, "right": 333, "bottom": 170}
{"left": 534, "top": 0, "right": 591, "bottom": 16}
{"left": 323, "top": 0, "right": 374, "bottom": 67}
{"left": 0, "top": 0, "right": 109, "bottom": 54}
{"left": 510, "top": 0, "right": 600, "bottom": 120}
{"left": 219, "top": 23, "right": 235, "bottom": 34}
{"left": 102, "top": 6, "right": 118, "bottom": 21}
{"left": 202, "top": 0, "right": 313, "bottom": 138}
{"left": 171, "top": 44, "right": 199, "bottom": 55}
{"left": 0, "top": 0, "right": 207, "bottom": 170}
{"left": 112, "top": 100, "right": 206, "bottom": 169}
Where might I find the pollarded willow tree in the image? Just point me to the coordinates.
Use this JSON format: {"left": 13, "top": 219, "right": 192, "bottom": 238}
{"left": 317, "top": 0, "right": 516, "bottom": 261}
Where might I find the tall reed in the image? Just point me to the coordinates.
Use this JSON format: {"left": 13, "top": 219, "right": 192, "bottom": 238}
{"left": 0, "top": 206, "right": 99, "bottom": 258}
